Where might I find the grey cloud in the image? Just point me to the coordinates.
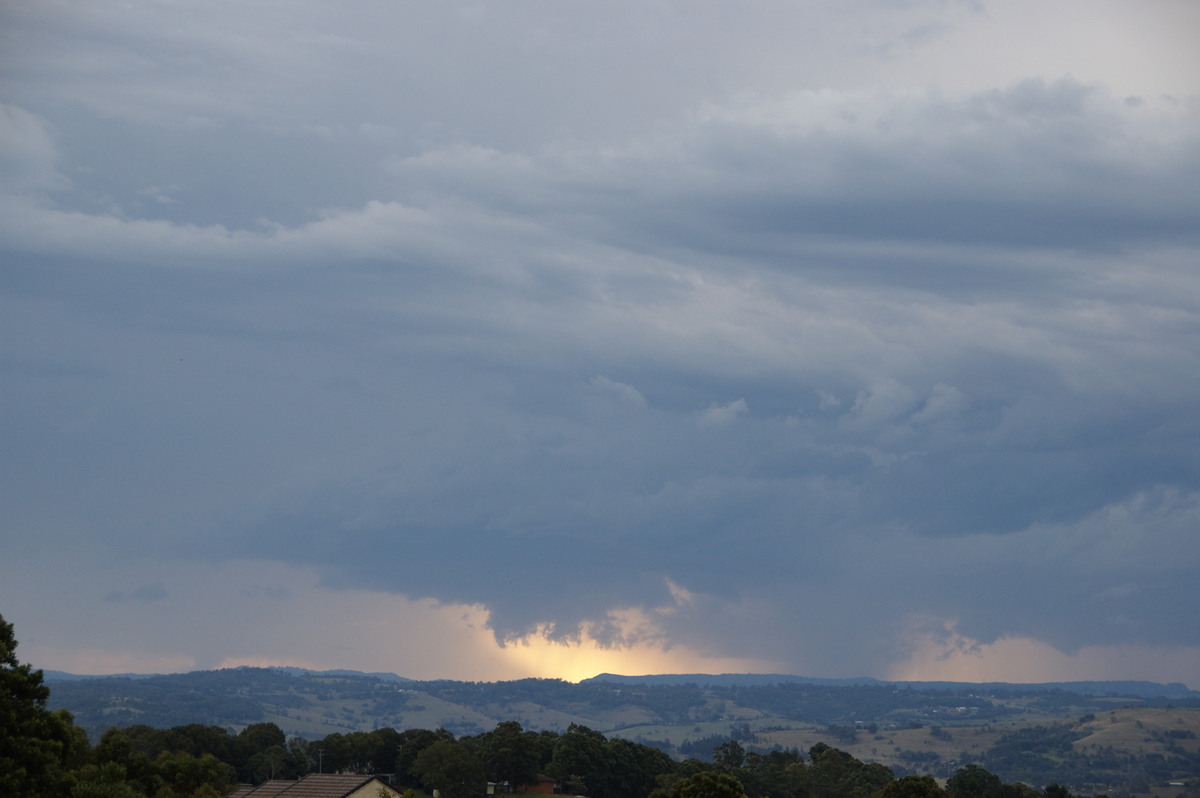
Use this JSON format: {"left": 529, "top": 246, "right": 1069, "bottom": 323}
{"left": 0, "top": 103, "right": 68, "bottom": 193}
{"left": 3, "top": 0, "right": 1199, "bottom": 680}
{"left": 615, "top": 81, "right": 1199, "bottom": 253}
{"left": 0, "top": 1, "right": 989, "bottom": 147}
{"left": 1094, "top": 582, "right": 1141, "bottom": 601}
{"left": 104, "top": 584, "right": 170, "bottom": 604}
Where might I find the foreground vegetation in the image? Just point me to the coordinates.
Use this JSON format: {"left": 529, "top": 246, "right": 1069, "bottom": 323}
{"left": 6, "top": 614, "right": 1199, "bottom": 798}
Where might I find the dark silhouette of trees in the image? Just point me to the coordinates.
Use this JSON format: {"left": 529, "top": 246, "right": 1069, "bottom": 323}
{"left": 654, "top": 770, "right": 749, "bottom": 798}
{"left": 1, "top": 613, "right": 85, "bottom": 797}
{"left": 411, "top": 739, "right": 485, "bottom": 798}
{"left": 880, "top": 774, "right": 946, "bottom": 797}
{"left": 393, "top": 726, "right": 456, "bottom": 786}
{"left": 947, "top": 763, "right": 1006, "bottom": 798}
{"left": 548, "top": 723, "right": 608, "bottom": 796}
{"left": 472, "top": 720, "right": 542, "bottom": 789}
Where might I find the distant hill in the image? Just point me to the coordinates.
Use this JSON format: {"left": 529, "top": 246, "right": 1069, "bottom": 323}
{"left": 44, "top": 666, "right": 1198, "bottom": 744}
{"left": 40, "top": 667, "right": 1200, "bottom": 795}
{"left": 584, "top": 672, "right": 1197, "bottom": 698}
{"left": 44, "top": 666, "right": 414, "bottom": 684}
{"left": 44, "top": 669, "right": 160, "bottom": 681}
{"left": 899, "top": 679, "right": 1197, "bottom": 698}
{"left": 583, "top": 673, "right": 887, "bottom": 688}
{"left": 250, "top": 666, "right": 414, "bottom": 683}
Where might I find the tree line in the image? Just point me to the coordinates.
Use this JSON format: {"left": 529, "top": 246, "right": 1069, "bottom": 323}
{"left": 2, "top": 614, "right": 1126, "bottom": 798}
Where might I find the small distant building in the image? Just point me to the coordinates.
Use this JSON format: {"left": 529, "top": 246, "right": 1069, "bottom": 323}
{"left": 226, "top": 773, "right": 403, "bottom": 798}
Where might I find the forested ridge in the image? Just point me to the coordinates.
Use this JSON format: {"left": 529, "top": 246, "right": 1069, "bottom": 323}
{"left": 46, "top": 668, "right": 1198, "bottom": 742}
{"left": 6, "top": 614, "right": 1199, "bottom": 798}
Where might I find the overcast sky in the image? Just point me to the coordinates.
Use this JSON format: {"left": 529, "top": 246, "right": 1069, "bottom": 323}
{"left": 2, "top": 0, "right": 1199, "bottom": 687}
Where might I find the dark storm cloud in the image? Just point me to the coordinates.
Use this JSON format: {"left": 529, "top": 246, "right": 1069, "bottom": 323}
{"left": 3, "top": 0, "right": 1199, "bottom": 680}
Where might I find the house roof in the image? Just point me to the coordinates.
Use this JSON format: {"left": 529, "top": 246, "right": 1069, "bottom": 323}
{"left": 227, "top": 773, "right": 398, "bottom": 798}
{"left": 226, "top": 781, "right": 296, "bottom": 798}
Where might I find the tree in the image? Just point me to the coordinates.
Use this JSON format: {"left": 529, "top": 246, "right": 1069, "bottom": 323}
{"left": 320, "top": 731, "right": 390, "bottom": 775}
{"left": 237, "top": 722, "right": 286, "bottom": 752}
{"left": 153, "top": 749, "right": 236, "bottom": 796}
{"left": 236, "top": 722, "right": 287, "bottom": 779}
{"left": 741, "top": 748, "right": 807, "bottom": 798}
{"left": 395, "top": 728, "right": 456, "bottom": 787}
{"left": 601, "top": 736, "right": 675, "bottom": 798}
{"left": 365, "top": 727, "right": 405, "bottom": 774}
{"left": 67, "top": 762, "right": 145, "bottom": 798}
{"left": 713, "top": 740, "right": 746, "bottom": 770}
{"left": 806, "top": 743, "right": 891, "bottom": 798}
{"left": 477, "top": 721, "right": 541, "bottom": 789}
{"left": 411, "top": 739, "right": 485, "bottom": 798}
{"left": 0, "top": 613, "right": 82, "bottom": 797}
{"left": 880, "top": 774, "right": 947, "bottom": 798}
{"left": 248, "top": 744, "right": 291, "bottom": 781}
{"left": 673, "top": 771, "right": 749, "bottom": 798}
{"left": 95, "top": 727, "right": 157, "bottom": 793}
{"left": 548, "top": 724, "right": 608, "bottom": 797}
{"left": 946, "top": 765, "right": 1005, "bottom": 798}
{"left": 158, "top": 724, "right": 236, "bottom": 762}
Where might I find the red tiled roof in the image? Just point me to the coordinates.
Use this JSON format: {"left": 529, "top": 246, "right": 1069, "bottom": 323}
{"left": 227, "top": 773, "right": 396, "bottom": 798}
{"left": 237, "top": 781, "right": 295, "bottom": 797}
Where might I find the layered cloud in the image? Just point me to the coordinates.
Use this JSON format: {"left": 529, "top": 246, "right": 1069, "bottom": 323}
{"left": 2, "top": 0, "right": 1199, "bottom": 684}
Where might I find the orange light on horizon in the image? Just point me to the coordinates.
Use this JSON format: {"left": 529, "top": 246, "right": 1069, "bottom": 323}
{"left": 497, "top": 622, "right": 778, "bottom": 683}
{"left": 886, "top": 617, "right": 1200, "bottom": 687}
